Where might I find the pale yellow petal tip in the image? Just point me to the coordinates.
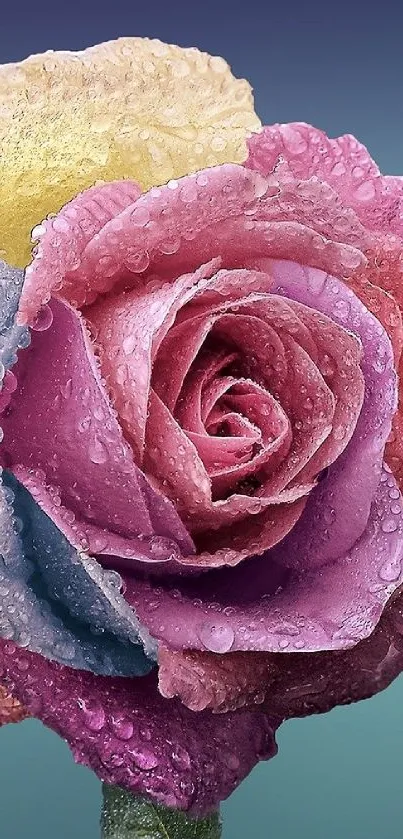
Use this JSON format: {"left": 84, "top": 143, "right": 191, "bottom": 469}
{"left": 0, "top": 37, "right": 261, "bottom": 268}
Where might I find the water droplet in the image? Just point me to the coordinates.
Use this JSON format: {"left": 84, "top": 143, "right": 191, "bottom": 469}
{"left": 78, "top": 416, "right": 91, "bottom": 433}
{"left": 78, "top": 699, "right": 106, "bottom": 731}
{"left": 379, "top": 558, "right": 402, "bottom": 582}
{"left": 60, "top": 378, "right": 73, "bottom": 399}
{"left": 89, "top": 439, "right": 108, "bottom": 464}
{"left": 130, "top": 747, "right": 159, "bottom": 770}
{"left": 32, "top": 305, "right": 53, "bottom": 331}
{"left": 225, "top": 752, "right": 241, "bottom": 770}
{"left": 381, "top": 518, "right": 398, "bottom": 534}
{"left": 198, "top": 622, "right": 235, "bottom": 653}
{"left": 122, "top": 334, "right": 137, "bottom": 356}
{"left": 171, "top": 746, "right": 191, "bottom": 771}
{"left": 111, "top": 715, "right": 134, "bottom": 741}
{"left": 31, "top": 223, "right": 46, "bottom": 240}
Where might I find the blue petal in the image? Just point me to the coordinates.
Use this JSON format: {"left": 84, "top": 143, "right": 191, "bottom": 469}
{"left": 0, "top": 470, "right": 153, "bottom": 676}
{"left": 0, "top": 261, "right": 30, "bottom": 374}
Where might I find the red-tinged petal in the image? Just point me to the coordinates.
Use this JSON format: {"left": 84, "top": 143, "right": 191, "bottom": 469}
{"left": 125, "top": 466, "right": 403, "bottom": 653}
{"left": 153, "top": 316, "right": 220, "bottom": 415}
{"left": 159, "top": 584, "right": 403, "bottom": 716}
{"left": 158, "top": 646, "right": 277, "bottom": 713}
{"left": 287, "top": 301, "right": 365, "bottom": 485}
{"left": 18, "top": 181, "right": 141, "bottom": 325}
{"left": 0, "top": 642, "right": 278, "bottom": 815}
{"left": 200, "top": 379, "right": 291, "bottom": 495}
{"left": 145, "top": 389, "right": 212, "bottom": 515}
{"left": 0, "top": 684, "right": 27, "bottom": 725}
{"left": 86, "top": 260, "right": 220, "bottom": 461}
{"left": 246, "top": 123, "right": 403, "bottom": 236}
{"left": 1, "top": 298, "right": 194, "bottom": 564}
{"left": 386, "top": 389, "right": 403, "bottom": 489}
{"left": 187, "top": 429, "right": 255, "bottom": 471}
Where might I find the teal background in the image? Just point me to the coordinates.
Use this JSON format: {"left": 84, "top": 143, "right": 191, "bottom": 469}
{"left": 1, "top": 0, "right": 403, "bottom": 836}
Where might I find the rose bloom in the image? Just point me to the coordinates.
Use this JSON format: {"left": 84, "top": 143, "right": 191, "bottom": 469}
{"left": 1, "top": 38, "right": 403, "bottom": 802}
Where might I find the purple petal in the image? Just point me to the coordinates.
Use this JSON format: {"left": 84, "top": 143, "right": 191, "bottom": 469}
{"left": 263, "top": 259, "right": 397, "bottom": 570}
{"left": 126, "top": 467, "right": 403, "bottom": 653}
{"left": 158, "top": 581, "right": 403, "bottom": 714}
{"left": 0, "top": 641, "right": 278, "bottom": 815}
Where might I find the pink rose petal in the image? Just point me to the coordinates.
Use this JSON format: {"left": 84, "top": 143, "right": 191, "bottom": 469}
{"left": 265, "top": 260, "right": 396, "bottom": 570}
{"left": 158, "top": 583, "right": 403, "bottom": 715}
{"left": 19, "top": 181, "right": 141, "bottom": 325}
{"left": 246, "top": 123, "right": 403, "bottom": 236}
{"left": 18, "top": 164, "right": 366, "bottom": 328}
{"left": 86, "top": 260, "right": 220, "bottom": 461}
{"left": 2, "top": 298, "right": 194, "bottom": 565}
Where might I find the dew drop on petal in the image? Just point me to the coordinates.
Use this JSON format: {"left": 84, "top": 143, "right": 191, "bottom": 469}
{"left": 88, "top": 438, "right": 108, "bottom": 465}
{"left": 198, "top": 622, "right": 235, "bottom": 653}
{"left": 31, "top": 304, "right": 54, "bottom": 331}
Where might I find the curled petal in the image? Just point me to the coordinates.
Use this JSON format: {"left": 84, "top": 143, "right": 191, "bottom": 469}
{"left": 158, "top": 583, "right": 403, "bottom": 715}
{"left": 21, "top": 180, "right": 142, "bottom": 323}
{"left": 265, "top": 260, "right": 397, "bottom": 570}
{"left": 87, "top": 260, "right": 220, "bottom": 460}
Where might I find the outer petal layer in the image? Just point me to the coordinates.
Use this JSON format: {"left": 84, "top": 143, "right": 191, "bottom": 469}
{"left": 246, "top": 123, "right": 403, "bottom": 236}
{"left": 0, "top": 38, "right": 260, "bottom": 267}
{"left": 0, "top": 641, "right": 278, "bottom": 815}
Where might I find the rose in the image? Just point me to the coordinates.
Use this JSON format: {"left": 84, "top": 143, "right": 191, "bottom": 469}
{"left": 6, "top": 124, "right": 403, "bottom": 672}
{"left": 1, "top": 38, "right": 403, "bottom": 805}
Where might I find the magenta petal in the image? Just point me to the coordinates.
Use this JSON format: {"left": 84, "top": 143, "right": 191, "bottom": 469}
{"left": 1, "top": 298, "right": 194, "bottom": 563}
{"left": 0, "top": 642, "right": 278, "bottom": 815}
{"left": 125, "top": 467, "right": 403, "bottom": 653}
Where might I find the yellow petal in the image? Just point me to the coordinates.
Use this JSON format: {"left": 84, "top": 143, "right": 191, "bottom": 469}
{"left": 0, "top": 37, "right": 261, "bottom": 268}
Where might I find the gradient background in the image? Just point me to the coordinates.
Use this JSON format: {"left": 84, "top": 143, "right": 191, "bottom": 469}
{"left": 1, "top": 1, "right": 403, "bottom": 836}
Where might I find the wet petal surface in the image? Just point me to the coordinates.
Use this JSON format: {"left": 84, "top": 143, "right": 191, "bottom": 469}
{"left": 0, "top": 641, "right": 278, "bottom": 815}
{"left": 127, "top": 466, "right": 403, "bottom": 654}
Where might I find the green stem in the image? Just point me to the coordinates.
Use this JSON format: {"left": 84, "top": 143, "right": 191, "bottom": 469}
{"left": 101, "top": 784, "right": 223, "bottom": 839}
